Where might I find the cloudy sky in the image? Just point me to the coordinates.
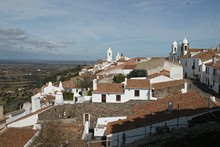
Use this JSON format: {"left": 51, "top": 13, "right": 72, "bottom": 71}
{"left": 0, "top": 0, "right": 220, "bottom": 60}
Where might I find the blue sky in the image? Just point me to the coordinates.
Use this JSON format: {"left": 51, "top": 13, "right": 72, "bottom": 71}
{"left": 0, "top": 0, "right": 220, "bottom": 60}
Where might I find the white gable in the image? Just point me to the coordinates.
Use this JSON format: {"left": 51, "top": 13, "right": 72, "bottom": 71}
{"left": 150, "top": 75, "right": 174, "bottom": 84}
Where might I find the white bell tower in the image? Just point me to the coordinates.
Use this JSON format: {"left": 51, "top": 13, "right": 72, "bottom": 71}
{"left": 181, "top": 37, "right": 189, "bottom": 56}
{"left": 172, "top": 41, "right": 178, "bottom": 54}
{"left": 107, "top": 47, "right": 112, "bottom": 62}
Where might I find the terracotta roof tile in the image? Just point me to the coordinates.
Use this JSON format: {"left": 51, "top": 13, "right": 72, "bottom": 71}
{"left": 192, "top": 51, "right": 219, "bottom": 62}
{"left": 106, "top": 91, "right": 217, "bottom": 135}
{"left": 152, "top": 79, "right": 184, "bottom": 89}
{"left": 126, "top": 79, "right": 150, "bottom": 89}
{"left": 107, "top": 61, "right": 137, "bottom": 70}
{"left": 93, "top": 83, "right": 124, "bottom": 94}
{"left": 0, "top": 117, "right": 7, "bottom": 122}
{"left": 146, "top": 70, "right": 170, "bottom": 80}
{"left": 188, "top": 48, "right": 203, "bottom": 52}
{"left": 123, "top": 64, "right": 136, "bottom": 69}
{"left": 0, "top": 128, "right": 37, "bottom": 147}
{"left": 213, "top": 60, "right": 220, "bottom": 69}
{"left": 44, "top": 95, "right": 55, "bottom": 102}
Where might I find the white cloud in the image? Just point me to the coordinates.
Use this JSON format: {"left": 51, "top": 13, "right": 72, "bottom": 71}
{"left": 0, "top": 27, "right": 73, "bottom": 55}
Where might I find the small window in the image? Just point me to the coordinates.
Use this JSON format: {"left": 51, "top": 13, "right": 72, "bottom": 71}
{"left": 134, "top": 90, "right": 139, "bottom": 97}
{"left": 116, "top": 95, "right": 121, "bottom": 101}
{"left": 102, "top": 94, "right": 106, "bottom": 103}
{"left": 185, "top": 61, "right": 187, "bottom": 66}
{"left": 184, "top": 45, "right": 187, "bottom": 51}
{"left": 152, "top": 89, "right": 155, "bottom": 97}
{"left": 214, "top": 69, "right": 216, "bottom": 75}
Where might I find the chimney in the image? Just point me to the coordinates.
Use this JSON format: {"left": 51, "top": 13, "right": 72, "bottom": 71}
{"left": 210, "top": 96, "right": 216, "bottom": 102}
{"left": 212, "top": 56, "right": 217, "bottom": 64}
{"left": 93, "top": 79, "right": 98, "bottom": 90}
{"left": 124, "top": 78, "right": 127, "bottom": 86}
{"left": 168, "top": 101, "right": 173, "bottom": 112}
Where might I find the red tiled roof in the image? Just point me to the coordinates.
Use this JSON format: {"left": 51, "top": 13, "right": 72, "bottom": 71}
{"left": 106, "top": 91, "right": 217, "bottom": 135}
{"left": 152, "top": 80, "right": 184, "bottom": 90}
{"left": 0, "top": 117, "right": 7, "bottom": 122}
{"left": 146, "top": 70, "right": 170, "bottom": 80}
{"left": 93, "top": 83, "right": 124, "bottom": 94}
{"left": 44, "top": 95, "right": 55, "bottom": 102}
{"left": 192, "top": 51, "right": 219, "bottom": 62}
{"left": 123, "top": 64, "right": 136, "bottom": 69}
{"left": 107, "top": 61, "right": 137, "bottom": 70}
{"left": 0, "top": 128, "right": 37, "bottom": 147}
{"left": 188, "top": 48, "right": 203, "bottom": 52}
{"left": 126, "top": 79, "right": 150, "bottom": 89}
{"left": 213, "top": 60, "right": 220, "bottom": 69}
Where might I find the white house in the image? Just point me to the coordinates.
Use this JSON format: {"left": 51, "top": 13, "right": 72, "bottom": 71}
{"left": 92, "top": 82, "right": 125, "bottom": 103}
{"left": 31, "top": 81, "right": 65, "bottom": 112}
{"left": 204, "top": 58, "right": 220, "bottom": 94}
{"left": 105, "top": 91, "right": 218, "bottom": 146}
{"left": 94, "top": 116, "right": 127, "bottom": 137}
{"left": 92, "top": 77, "right": 156, "bottom": 103}
{"left": 180, "top": 51, "right": 218, "bottom": 79}
{"left": 92, "top": 67, "right": 188, "bottom": 103}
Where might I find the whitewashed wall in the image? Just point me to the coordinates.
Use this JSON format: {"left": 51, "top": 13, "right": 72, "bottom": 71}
{"left": 107, "top": 116, "right": 190, "bottom": 147}
{"left": 170, "top": 66, "right": 183, "bottom": 80}
{"left": 94, "top": 116, "right": 126, "bottom": 137}
{"left": 124, "top": 89, "right": 150, "bottom": 101}
{"left": 7, "top": 114, "right": 38, "bottom": 128}
{"left": 150, "top": 75, "right": 174, "bottom": 84}
{"left": 180, "top": 58, "right": 195, "bottom": 79}
{"left": 92, "top": 88, "right": 151, "bottom": 103}
{"left": 6, "top": 112, "right": 26, "bottom": 124}
{"left": 213, "top": 70, "right": 220, "bottom": 93}
{"left": 31, "top": 96, "right": 41, "bottom": 112}
{"left": 92, "top": 93, "right": 126, "bottom": 103}
{"left": 72, "top": 88, "right": 82, "bottom": 95}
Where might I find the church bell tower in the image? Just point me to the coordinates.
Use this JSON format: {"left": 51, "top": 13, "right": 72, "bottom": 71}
{"left": 107, "top": 47, "right": 112, "bottom": 62}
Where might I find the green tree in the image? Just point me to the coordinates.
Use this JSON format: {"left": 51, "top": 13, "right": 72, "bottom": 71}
{"left": 127, "top": 69, "right": 147, "bottom": 79}
{"left": 113, "top": 74, "right": 125, "bottom": 83}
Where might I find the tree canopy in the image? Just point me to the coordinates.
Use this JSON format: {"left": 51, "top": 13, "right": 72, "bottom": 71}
{"left": 127, "top": 69, "right": 147, "bottom": 79}
{"left": 113, "top": 74, "right": 125, "bottom": 83}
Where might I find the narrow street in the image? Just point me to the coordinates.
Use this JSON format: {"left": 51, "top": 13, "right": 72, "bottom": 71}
{"left": 186, "top": 78, "right": 220, "bottom": 100}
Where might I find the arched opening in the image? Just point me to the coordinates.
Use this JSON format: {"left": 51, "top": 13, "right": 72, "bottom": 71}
{"left": 184, "top": 45, "right": 187, "bottom": 51}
